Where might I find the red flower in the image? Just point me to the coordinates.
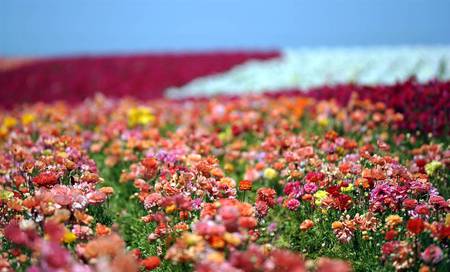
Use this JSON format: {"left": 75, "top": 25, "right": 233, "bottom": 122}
{"left": 381, "top": 241, "right": 397, "bottom": 256}
{"left": 256, "top": 188, "right": 276, "bottom": 207}
{"left": 334, "top": 194, "right": 352, "bottom": 211}
{"left": 326, "top": 186, "right": 341, "bottom": 196}
{"left": 402, "top": 199, "right": 418, "bottom": 210}
{"left": 32, "top": 172, "right": 59, "bottom": 186}
{"left": 142, "top": 157, "right": 158, "bottom": 170}
{"left": 239, "top": 217, "right": 257, "bottom": 229}
{"left": 407, "top": 218, "right": 424, "bottom": 235}
{"left": 141, "top": 256, "right": 161, "bottom": 270}
{"left": 385, "top": 229, "right": 398, "bottom": 241}
{"left": 305, "top": 172, "right": 325, "bottom": 183}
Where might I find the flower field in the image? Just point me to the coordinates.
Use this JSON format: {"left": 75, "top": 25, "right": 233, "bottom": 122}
{"left": 0, "top": 54, "right": 449, "bottom": 272}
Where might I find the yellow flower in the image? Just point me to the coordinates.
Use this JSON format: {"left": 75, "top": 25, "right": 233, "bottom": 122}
{"left": 317, "top": 116, "right": 329, "bottom": 127}
{"left": 2, "top": 116, "right": 17, "bottom": 128}
{"left": 425, "top": 161, "right": 443, "bottom": 176}
{"left": 165, "top": 204, "right": 176, "bottom": 214}
{"left": 127, "top": 106, "right": 155, "bottom": 127}
{"left": 218, "top": 126, "right": 232, "bottom": 142}
{"left": 206, "top": 252, "right": 224, "bottom": 263}
{"left": 263, "top": 168, "right": 278, "bottom": 180}
{"left": 0, "top": 126, "right": 8, "bottom": 137}
{"left": 223, "top": 232, "right": 241, "bottom": 246}
{"left": 183, "top": 233, "right": 203, "bottom": 246}
{"left": 21, "top": 113, "right": 36, "bottom": 125}
{"left": 0, "top": 116, "right": 18, "bottom": 136}
{"left": 63, "top": 231, "right": 77, "bottom": 243}
{"left": 0, "top": 190, "right": 14, "bottom": 200}
{"left": 385, "top": 214, "right": 403, "bottom": 228}
{"left": 340, "top": 183, "right": 354, "bottom": 192}
{"left": 445, "top": 213, "right": 450, "bottom": 227}
{"left": 57, "top": 151, "right": 68, "bottom": 158}
{"left": 224, "top": 163, "right": 234, "bottom": 172}
{"left": 314, "top": 190, "right": 329, "bottom": 206}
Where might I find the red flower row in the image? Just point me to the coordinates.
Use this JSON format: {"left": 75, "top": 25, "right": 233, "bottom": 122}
{"left": 0, "top": 51, "right": 279, "bottom": 107}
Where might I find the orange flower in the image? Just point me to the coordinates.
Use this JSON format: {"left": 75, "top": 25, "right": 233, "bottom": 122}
{"left": 239, "top": 180, "right": 252, "bottom": 191}
{"left": 332, "top": 221, "right": 343, "bottom": 230}
{"left": 210, "top": 235, "right": 225, "bottom": 249}
{"left": 74, "top": 210, "right": 94, "bottom": 225}
{"left": 174, "top": 222, "right": 189, "bottom": 232}
{"left": 99, "top": 186, "right": 115, "bottom": 195}
{"left": 210, "top": 168, "right": 224, "bottom": 178}
{"left": 238, "top": 202, "right": 254, "bottom": 217}
{"left": 179, "top": 211, "right": 189, "bottom": 220}
{"left": 201, "top": 203, "right": 217, "bottom": 219}
{"left": 141, "top": 157, "right": 158, "bottom": 170}
{"left": 96, "top": 223, "right": 112, "bottom": 236}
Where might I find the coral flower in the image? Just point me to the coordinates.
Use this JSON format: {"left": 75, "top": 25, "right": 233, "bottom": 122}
{"left": 300, "top": 219, "right": 314, "bottom": 231}
{"left": 256, "top": 188, "right": 277, "bottom": 207}
{"left": 239, "top": 217, "right": 257, "bottom": 229}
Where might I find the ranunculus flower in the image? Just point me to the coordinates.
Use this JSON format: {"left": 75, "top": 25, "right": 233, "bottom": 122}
{"left": 238, "top": 180, "right": 252, "bottom": 191}
{"left": 407, "top": 218, "right": 424, "bottom": 235}
{"left": 421, "top": 244, "right": 443, "bottom": 264}
{"left": 286, "top": 198, "right": 300, "bottom": 211}
{"left": 300, "top": 219, "right": 314, "bottom": 231}
{"left": 32, "top": 172, "right": 59, "bottom": 187}
{"left": 141, "top": 256, "right": 161, "bottom": 270}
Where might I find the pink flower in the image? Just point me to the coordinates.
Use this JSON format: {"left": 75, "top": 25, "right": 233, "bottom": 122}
{"left": 286, "top": 198, "right": 300, "bottom": 211}
{"left": 86, "top": 191, "right": 107, "bottom": 204}
{"left": 283, "top": 181, "right": 303, "bottom": 198}
{"left": 143, "top": 193, "right": 163, "bottom": 209}
{"left": 421, "top": 244, "right": 443, "bottom": 264}
{"left": 304, "top": 182, "right": 318, "bottom": 194}
{"left": 316, "top": 258, "right": 352, "bottom": 272}
{"left": 5, "top": 221, "right": 31, "bottom": 246}
{"left": 429, "top": 195, "right": 448, "bottom": 209}
{"left": 255, "top": 201, "right": 269, "bottom": 218}
{"left": 414, "top": 204, "right": 430, "bottom": 216}
{"left": 51, "top": 185, "right": 73, "bottom": 206}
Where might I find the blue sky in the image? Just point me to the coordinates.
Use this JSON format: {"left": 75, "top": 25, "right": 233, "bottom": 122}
{"left": 1, "top": 0, "right": 450, "bottom": 56}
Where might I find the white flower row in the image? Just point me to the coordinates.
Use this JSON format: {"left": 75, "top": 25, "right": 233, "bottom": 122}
{"left": 166, "top": 46, "right": 450, "bottom": 98}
